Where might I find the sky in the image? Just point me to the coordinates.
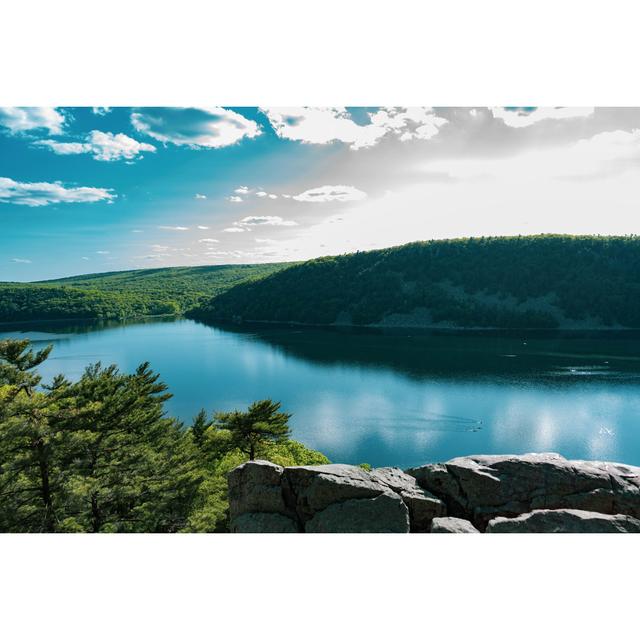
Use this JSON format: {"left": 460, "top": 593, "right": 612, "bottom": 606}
{"left": 2, "top": 106, "right": 640, "bottom": 281}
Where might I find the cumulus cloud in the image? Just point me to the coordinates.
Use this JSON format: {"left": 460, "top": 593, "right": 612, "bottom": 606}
{"left": 292, "top": 184, "right": 367, "bottom": 203}
{"left": 158, "top": 225, "right": 189, "bottom": 231}
{"left": 261, "top": 107, "right": 447, "bottom": 149}
{"left": 229, "top": 187, "right": 279, "bottom": 201}
{"left": 92, "top": 107, "right": 112, "bottom": 116}
{"left": 223, "top": 227, "right": 246, "bottom": 233}
{"left": 131, "top": 107, "right": 261, "bottom": 148}
{"left": 11, "top": 257, "right": 31, "bottom": 264}
{"left": 491, "top": 107, "right": 595, "bottom": 128}
{"left": 0, "top": 176, "right": 115, "bottom": 207}
{"left": 96, "top": 250, "right": 110, "bottom": 255}
{"left": 369, "top": 107, "right": 448, "bottom": 142}
{"left": 197, "top": 225, "right": 209, "bottom": 229}
{"left": 0, "top": 107, "right": 65, "bottom": 135}
{"left": 194, "top": 193, "right": 207, "bottom": 199}
{"left": 198, "top": 238, "right": 219, "bottom": 243}
{"left": 237, "top": 215, "right": 296, "bottom": 227}
{"left": 36, "top": 130, "right": 156, "bottom": 162}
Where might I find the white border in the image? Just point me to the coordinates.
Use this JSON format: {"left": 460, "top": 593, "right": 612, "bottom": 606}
{"left": 2, "top": 1, "right": 640, "bottom": 637}
{"left": 2, "top": 0, "right": 640, "bottom": 105}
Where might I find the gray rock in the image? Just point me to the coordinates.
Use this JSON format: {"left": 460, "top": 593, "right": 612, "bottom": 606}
{"left": 486, "top": 509, "right": 640, "bottom": 533}
{"left": 283, "top": 464, "right": 395, "bottom": 520}
{"left": 227, "top": 459, "right": 288, "bottom": 520}
{"left": 430, "top": 517, "right": 480, "bottom": 533}
{"left": 305, "top": 494, "right": 410, "bottom": 533}
{"left": 371, "top": 467, "right": 446, "bottom": 532}
{"left": 407, "top": 453, "right": 640, "bottom": 529}
{"left": 227, "top": 456, "right": 640, "bottom": 533}
{"left": 231, "top": 512, "right": 299, "bottom": 533}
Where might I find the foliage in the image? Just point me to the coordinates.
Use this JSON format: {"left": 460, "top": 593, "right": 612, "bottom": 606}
{"left": 198, "top": 235, "right": 640, "bottom": 328}
{"left": 0, "top": 339, "right": 327, "bottom": 533}
{"left": 0, "top": 263, "right": 289, "bottom": 323}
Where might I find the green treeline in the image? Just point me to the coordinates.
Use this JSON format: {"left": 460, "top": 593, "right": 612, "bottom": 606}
{"left": 0, "top": 339, "right": 327, "bottom": 532}
{"left": 196, "top": 235, "right": 640, "bottom": 328}
{"left": 0, "top": 263, "right": 288, "bottom": 323}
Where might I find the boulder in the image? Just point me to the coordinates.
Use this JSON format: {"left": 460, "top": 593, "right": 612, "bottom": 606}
{"left": 305, "top": 494, "right": 410, "bottom": 533}
{"left": 407, "top": 453, "right": 640, "bottom": 530}
{"left": 370, "top": 467, "right": 446, "bottom": 532}
{"left": 430, "top": 517, "right": 480, "bottom": 533}
{"left": 231, "top": 512, "right": 299, "bottom": 533}
{"left": 227, "top": 459, "right": 289, "bottom": 520}
{"left": 486, "top": 509, "right": 640, "bottom": 533}
{"left": 283, "top": 464, "right": 398, "bottom": 520}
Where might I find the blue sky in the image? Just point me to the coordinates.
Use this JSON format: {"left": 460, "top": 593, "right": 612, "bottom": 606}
{"left": 2, "top": 106, "right": 640, "bottom": 281}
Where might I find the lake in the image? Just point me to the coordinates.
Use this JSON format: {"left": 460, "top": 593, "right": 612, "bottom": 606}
{"left": 2, "top": 318, "right": 640, "bottom": 468}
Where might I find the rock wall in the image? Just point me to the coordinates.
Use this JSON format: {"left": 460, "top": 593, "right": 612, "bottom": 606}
{"left": 227, "top": 453, "right": 640, "bottom": 533}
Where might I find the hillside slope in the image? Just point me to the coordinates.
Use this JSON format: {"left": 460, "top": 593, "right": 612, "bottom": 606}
{"left": 194, "top": 236, "right": 640, "bottom": 329}
{"left": 0, "top": 263, "right": 288, "bottom": 323}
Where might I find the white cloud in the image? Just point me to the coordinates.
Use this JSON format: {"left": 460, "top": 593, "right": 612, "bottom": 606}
{"left": 228, "top": 196, "right": 243, "bottom": 202}
{"left": 223, "top": 227, "right": 246, "bottom": 233}
{"left": 0, "top": 107, "right": 65, "bottom": 135}
{"left": 151, "top": 244, "right": 170, "bottom": 252}
{"left": 491, "top": 107, "right": 595, "bottom": 128}
{"left": 256, "top": 191, "right": 268, "bottom": 197}
{"left": 131, "top": 107, "right": 261, "bottom": 148}
{"left": 36, "top": 130, "right": 156, "bottom": 162}
{"left": 158, "top": 225, "right": 189, "bottom": 231}
{"left": 35, "top": 141, "right": 88, "bottom": 155}
{"left": 132, "top": 229, "right": 143, "bottom": 233}
{"left": 268, "top": 194, "right": 278, "bottom": 199}
{"left": 195, "top": 193, "right": 207, "bottom": 199}
{"left": 198, "top": 238, "right": 219, "bottom": 243}
{"left": 292, "top": 184, "right": 367, "bottom": 203}
{"left": 262, "top": 107, "right": 447, "bottom": 150}
{"left": 96, "top": 250, "right": 110, "bottom": 255}
{"left": 238, "top": 215, "right": 297, "bottom": 227}
{"left": 197, "top": 225, "right": 209, "bottom": 229}
{"left": 92, "top": 107, "right": 112, "bottom": 116}
{"left": 234, "top": 186, "right": 250, "bottom": 194}
{"left": 0, "top": 177, "right": 115, "bottom": 207}
{"left": 81, "top": 256, "right": 89, "bottom": 260}
{"left": 369, "top": 107, "right": 448, "bottom": 141}
{"left": 11, "top": 257, "right": 31, "bottom": 264}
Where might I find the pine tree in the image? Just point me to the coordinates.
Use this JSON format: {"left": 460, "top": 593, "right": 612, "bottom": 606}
{"left": 190, "top": 408, "right": 210, "bottom": 447}
{"left": 214, "top": 399, "right": 291, "bottom": 460}
{"left": 0, "top": 339, "right": 71, "bottom": 532}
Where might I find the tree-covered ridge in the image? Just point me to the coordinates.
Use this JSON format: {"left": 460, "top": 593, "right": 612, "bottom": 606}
{"left": 0, "top": 263, "right": 289, "bottom": 322}
{"left": 0, "top": 339, "right": 327, "bottom": 533}
{"left": 195, "top": 235, "right": 640, "bottom": 329}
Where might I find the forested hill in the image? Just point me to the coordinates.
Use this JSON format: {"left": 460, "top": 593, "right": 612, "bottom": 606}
{"left": 0, "top": 263, "right": 288, "bottom": 323}
{"left": 194, "top": 236, "right": 640, "bottom": 329}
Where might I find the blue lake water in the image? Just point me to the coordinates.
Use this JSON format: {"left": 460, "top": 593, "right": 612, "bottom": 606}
{"left": 2, "top": 318, "right": 640, "bottom": 468}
